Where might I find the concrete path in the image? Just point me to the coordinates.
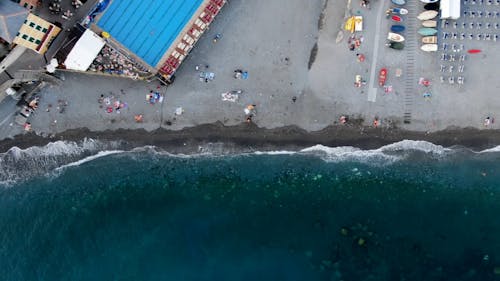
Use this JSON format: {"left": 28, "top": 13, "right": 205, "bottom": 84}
{"left": 366, "top": 0, "right": 387, "bottom": 102}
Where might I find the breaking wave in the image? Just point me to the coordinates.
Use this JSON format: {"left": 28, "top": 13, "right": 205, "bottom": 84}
{"left": 1, "top": 139, "right": 500, "bottom": 186}
{"left": 0, "top": 139, "right": 119, "bottom": 186}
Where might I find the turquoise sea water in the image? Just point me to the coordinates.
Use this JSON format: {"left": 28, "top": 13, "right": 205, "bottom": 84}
{"left": 1, "top": 141, "right": 500, "bottom": 280}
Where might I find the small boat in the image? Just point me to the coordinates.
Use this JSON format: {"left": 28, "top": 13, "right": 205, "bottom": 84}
{"left": 418, "top": 27, "right": 438, "bottom": 36}
{"left": 424, "top": 2, "right": 440, "bottom": 10}
{"left": 391, "top": 0, "right": 406, "bottom": 5}
{"left": 467, "top": 49, "right": 481, "bottom": 54}
{"left": 391, "top": 15, "right": 403, "bottom": 22}
{"left": 379, "top": 68, "right": 388, "bottom": 87}
{"left": 386, "top": 41, "right": 405, "bottom": 50}
{"left": 422, "top": 36, "right": 437, "bottom": 43}
{"left": 422, "top": 20, "right": 437, "bottom": 27}
{"left": 417, "top": 10, "right": 438, "bottom": 20}
{"left": 390, "top": 25, "right": 405, "bottom": 32}
{"left": 388, "top": 7, "right": 408, "bottom": 15}
{"left": 421, "top": 44, "right": 438, "bottom": 52}
{"left": 387, "top": 32, "right": 405, "bottom": 42}
{"left": 420, "top": 0, "right": 439, "bottom": 3}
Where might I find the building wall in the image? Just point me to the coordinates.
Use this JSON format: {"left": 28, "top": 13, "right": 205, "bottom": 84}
{"left": 12, "top": 13, "right": 61, "bottom": 54}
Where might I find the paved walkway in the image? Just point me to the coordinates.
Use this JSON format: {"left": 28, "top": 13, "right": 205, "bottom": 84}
{"left": 366, "top": 0, "right": 387, "bottom": 103}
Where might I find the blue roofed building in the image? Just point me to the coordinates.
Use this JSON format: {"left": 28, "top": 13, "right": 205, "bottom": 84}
{"left": 91, "top": 0, "right": 226, "bottom": 82}
{"left": 0, "top": 0, "right": 29, "bottom": 43}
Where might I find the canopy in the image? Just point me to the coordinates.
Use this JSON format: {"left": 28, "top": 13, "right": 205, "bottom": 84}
{"left": 64, "top": 29, "right": 105, "bottom": 71}
{"left": 440, "top": 0, "right": 460, "bottom": 19}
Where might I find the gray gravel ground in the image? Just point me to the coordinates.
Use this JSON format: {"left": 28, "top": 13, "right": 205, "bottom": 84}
{"left": 1, "top": 0, "right": 499, "bottom": 140}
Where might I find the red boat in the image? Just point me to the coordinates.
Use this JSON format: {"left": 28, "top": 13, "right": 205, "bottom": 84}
{"left": 391, "top": 15, "right": 403, "bottom": 22}
{"left": 379, "top": 68, "right": 388, "bottom": 86}
{"left": 467, "top": 49, "right": 481, "bottom": 54}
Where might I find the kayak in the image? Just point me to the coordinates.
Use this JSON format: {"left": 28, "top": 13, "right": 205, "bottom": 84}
{"left": 417, "top": 10, "right": 438, "bottom": 20}
{"left": 467, "top": 49, "right": 481, "bottom": 54}
{"left": 387, "top": 32, "right": 405, "bottom": 42}
{"left": 391, "top": 0, "right": 406, "bottom": 5}
{"left": 421, "top": 44, "right": 438, "bottom": 52}
{"left": 418, "top": 27, "right": 438, "bottom": 36}
{"left": 391, "top": 15, "right": 403, "bottom": 22}
{"left": 388, "top": 7, "right": 408, "bottom": 15}
{"left": 422, "top": 20, "right": 437, "bottom": 27}
{"left": 379, "top": 68, "right": 388, "bottom": 87}
{"left": 391, "top": 25, "right": 405, "bottom": 32}
{"left": 424, "top": 2, "right": 440, "bottom": 10}
{"left": 420, "top": 0, "right": 439, "bottom": 3}
{"left": 422, "top": 36, "right": 437, "bottom": 43}
{"left": 386, "top": 41, "right": 405, "bottom": 50}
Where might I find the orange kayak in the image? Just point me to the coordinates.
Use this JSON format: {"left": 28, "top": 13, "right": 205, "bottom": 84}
{"left": 379, "top": 68, "right": 388, "bottom": 86}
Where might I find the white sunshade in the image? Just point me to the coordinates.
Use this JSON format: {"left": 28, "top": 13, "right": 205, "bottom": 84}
{"left": 64, "top": 29, "right": 105, "bottom": 71}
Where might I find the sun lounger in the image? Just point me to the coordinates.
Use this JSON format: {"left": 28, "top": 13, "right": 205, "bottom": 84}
{"left": 206, "top": 4, "right": 220, "bottom": 15}
{"left": 201, "top": 13, "right": 213, "bottom": 23}
{"left": 211, "top": 0, "right": 224, "bottom": 7}
{"left": 190, "top": 29, "right": 201, "bottom": 38}
{"left": 194, "top": 19, "right": 207, "bottom": 30}
{"left": 160, "top": 64, "right": 174, "bottom": 75}
{"left": 182, "top": 34, "right": 195, "bottom": 45}
{"left": 175, "top": 47, "right": 186, "bottom": 55}
{"left": 167, "top": 56, "right": 179, "bottom": 68}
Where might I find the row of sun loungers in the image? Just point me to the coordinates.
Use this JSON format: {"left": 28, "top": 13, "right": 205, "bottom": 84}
{"left": 159, "top": 0, "right": 226, "bottom": 77}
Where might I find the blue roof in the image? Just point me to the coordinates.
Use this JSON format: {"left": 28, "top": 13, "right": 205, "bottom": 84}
{"left": 0, "top": 1, "right": 29, "bottom": 43}
{"left": 97, "top": 0, "right": 204, "bottom": 67}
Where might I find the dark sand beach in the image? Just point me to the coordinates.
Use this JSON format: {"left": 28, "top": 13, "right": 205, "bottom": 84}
{"left": 2, "top": 123, "right": 500, "bottom": 154}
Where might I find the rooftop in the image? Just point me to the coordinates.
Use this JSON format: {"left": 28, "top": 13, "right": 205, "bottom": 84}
{"left": 0, "top": 1, "right": 29, "bottom": 43}
{"left": 96, "top": 0, "right": 204, "bottom": 67}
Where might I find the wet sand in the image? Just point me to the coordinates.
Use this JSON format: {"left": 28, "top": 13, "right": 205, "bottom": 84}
{"left": 2, "top": 122, "right": 500, "bottom": 154}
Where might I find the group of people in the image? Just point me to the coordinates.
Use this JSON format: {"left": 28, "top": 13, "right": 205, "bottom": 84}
{"left": 146, "top": 90, "right": 163, "bottom": 105}
{"left": 98, "top": 94, "right": 128, "bottom": 114}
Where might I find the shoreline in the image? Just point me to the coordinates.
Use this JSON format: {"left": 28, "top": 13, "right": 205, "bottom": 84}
{"left": 2, "top": 123, "right": 500, "bottom": 154}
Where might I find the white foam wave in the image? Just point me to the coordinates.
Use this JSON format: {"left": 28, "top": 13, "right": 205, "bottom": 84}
{"left": 477, "top": 145, "right": 500, "bottom": 153}
{"left": 0, "top": 138, "right": 115, "bottom": 186}
{"left": 254, "top": 150, "right": 297, "bottom": 155}
{"left": 378, "top": 140, "right": 450, "bottom": 154}
{"left": 299, "top": 140, "right": 451, "bottom": 164}
{"left": 55, "top": 150, "right": 124, "bottom": 171}
{"left": 5, "top": 138, "right": 101, "bottom": 159}
{"left": 300, "top": 145, "right": 402, "bottom": 164}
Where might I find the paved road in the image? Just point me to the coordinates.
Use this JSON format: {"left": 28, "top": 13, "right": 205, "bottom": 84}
{"left": 367, "top": 0, "right": 387, "bottom": 102}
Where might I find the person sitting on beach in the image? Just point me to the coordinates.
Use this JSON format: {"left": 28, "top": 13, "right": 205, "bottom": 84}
{"left": 484, "top": 117, "right": 493, "bottom": 127}
{"left": 134, "top": 114, "right": 143, "bottom": 123}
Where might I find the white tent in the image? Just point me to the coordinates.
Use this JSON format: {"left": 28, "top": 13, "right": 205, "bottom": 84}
{"left": 440, "top": 0, "right": 461, "bottom": 19}
{"left": 64, "top": 29, "right": 105, "bottom": 71}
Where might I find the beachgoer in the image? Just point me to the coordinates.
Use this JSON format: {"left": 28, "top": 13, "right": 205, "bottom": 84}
{"left": 340, "top": 115, "right": 347, "bottom": 124}
{"left": 24, "top": 122, "right": 31, "bottom": 132}
{"left": 292, "top": 96, "right": 297, "bottom": 103}
{"left": 134, "top": 114, "right": 143, "bottom": 123}
{"left": 246, "top": 115, "right": 253, "bottom": 123}
{"left": 213, "top": 33, "right": 221, "bottom": 43}
{"left": 373, "top": 118, "right": 380, "bottom": 127}
{"left": 484, "top": 117, "right": 491, "bottom": 126}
